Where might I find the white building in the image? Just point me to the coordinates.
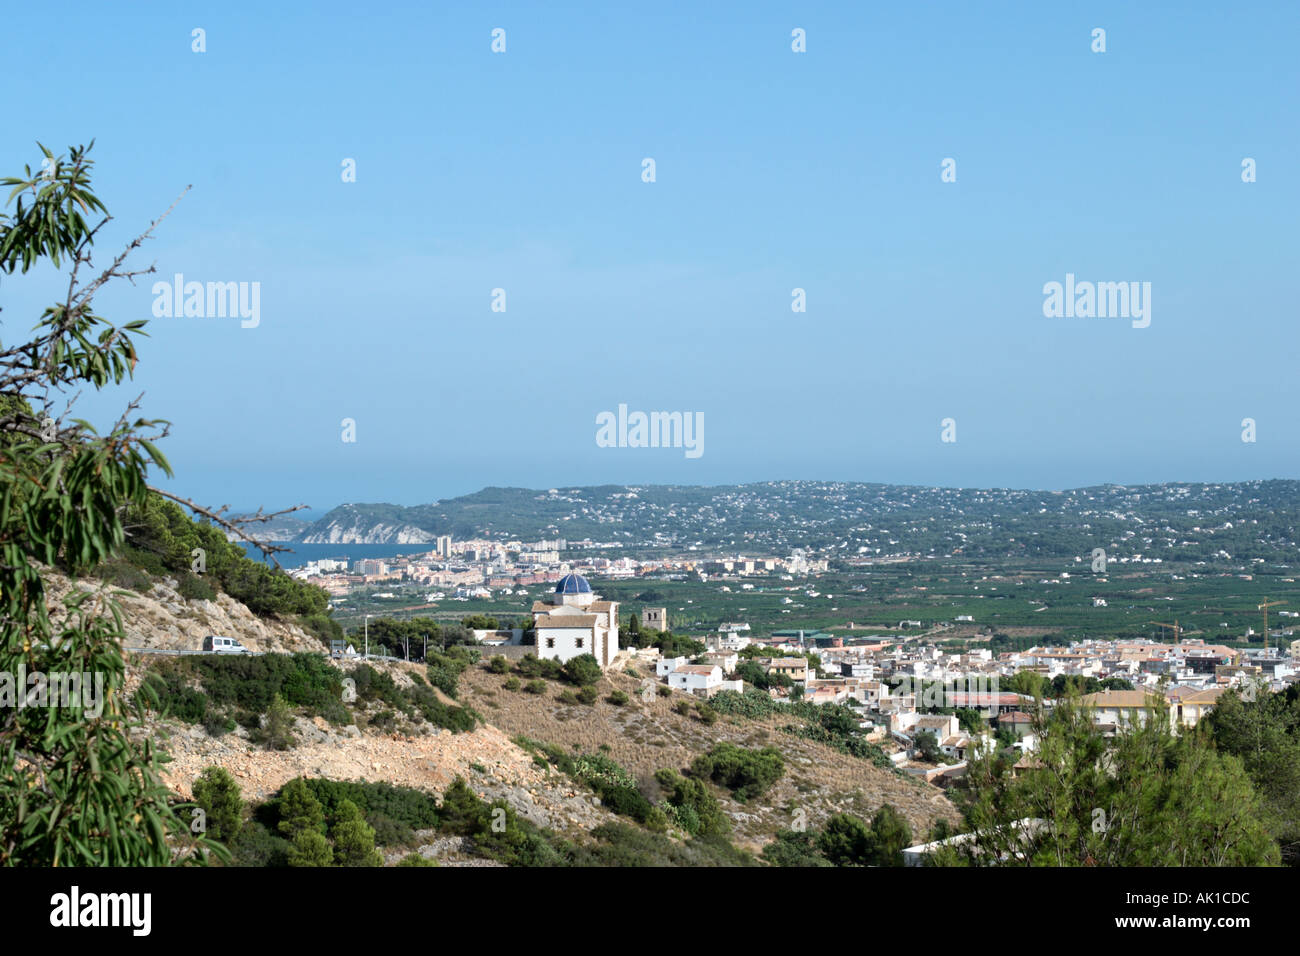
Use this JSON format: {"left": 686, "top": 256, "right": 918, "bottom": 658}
{"left": 669, "top": 664, "right": 723, "bottom": 696}
{"left": 656, "top": 655, "right": 688, "bottom": 678}
{"left": 531, "top": 573, "right": 620, "bottom": 669}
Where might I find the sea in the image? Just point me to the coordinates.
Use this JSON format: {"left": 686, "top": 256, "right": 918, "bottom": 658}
{"left": 235, "top": 541, "right": 435, "bottom": 570}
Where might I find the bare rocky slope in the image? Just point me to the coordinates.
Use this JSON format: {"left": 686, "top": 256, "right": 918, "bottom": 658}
{"left": 78, "top": 570, "right": 960, "bottom": 863}
{"left": 44, "top": 570, "right": 322, "bottom": 654}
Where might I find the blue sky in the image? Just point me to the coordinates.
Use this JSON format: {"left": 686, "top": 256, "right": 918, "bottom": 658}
{"left": 2, "top": 1, "right": 1297, "bottom": 514}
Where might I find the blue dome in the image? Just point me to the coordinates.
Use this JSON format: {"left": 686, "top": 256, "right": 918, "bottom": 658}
{"left": 555, "top": 573, "right": 592, "bottom": 595}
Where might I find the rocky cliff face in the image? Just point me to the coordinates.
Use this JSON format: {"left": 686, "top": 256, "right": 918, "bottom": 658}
{"left": 43, "top": 571, "right": 323, "bottom": 654}
{"left": 300, "top": 520, "right": 436, "bottom": 545}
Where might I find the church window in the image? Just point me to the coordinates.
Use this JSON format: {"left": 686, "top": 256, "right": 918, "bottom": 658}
{"left": 546, "top": 637, "right": 555, "bottom": 649}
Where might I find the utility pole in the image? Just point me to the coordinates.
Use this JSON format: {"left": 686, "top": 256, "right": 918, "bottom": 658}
{"left": 365, "top": 613, "right": 371, "bottom": 659}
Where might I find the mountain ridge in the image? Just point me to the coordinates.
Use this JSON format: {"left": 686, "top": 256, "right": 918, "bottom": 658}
{"left": 285, "top": 479, "right": 1300, "bottom": 557}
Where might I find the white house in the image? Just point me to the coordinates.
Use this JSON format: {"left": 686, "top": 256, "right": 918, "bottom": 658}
{"left": 669, "top": 664, "right": 723, "bottom": 696}
{"left": 912, "top": 713, "right": 960, "bottom": 747}
{"left": 656, "top": 655, "right": 688, "bottom": 678}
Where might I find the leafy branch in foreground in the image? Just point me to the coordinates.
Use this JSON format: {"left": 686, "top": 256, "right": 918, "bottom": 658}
{"left": 0, "top": 141, "right": 296, "bottom": 865}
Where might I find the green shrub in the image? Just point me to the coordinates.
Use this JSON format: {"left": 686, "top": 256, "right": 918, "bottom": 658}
{"left": 516, "top": 655, "right": 563, "bottom": 680}
{"left": 654, "top": 768, "right": 729, "bottom": 836}
{"left": 296, "top": 778, "right": 440, "bottom": 833}
{"left": 297, "top": 612, "right": 344, "bottom": 647}
{"left": 95, "top": 557, "right": 153, "bottom": 593}
{"left": 762, "top": 828, "right": 834, "bottom": 867}
{"left": 251, "top": 694, "right": 295, "bottom": 750}
{"left": 228, "top": 821, "right": 290, "bottom": 867}
{"left": 286, "top": 829, "right": 333, "bottom": 867}
{"left": 488, "top": 655, "right": 509, "bottom": 674}
{"left": 504, "top": 677, "right": 521, "bottom": 691}
{"left": 330, "top": 799, "right": 383, "bottom": 867}
{"left": 276, "top": 778, "right": 326, "bottom": 838}
{"left": 368, "top": 813, "right": 416, "bottom": 848}
{"left": 525, "top": 679, "right": 547, "bottom": 695}
{"left": 427, "top": 648, "right": 473, "bottom": 698}
{"left": 607, "top": 690, "right": 629, "bottom": 706}
{"left": 397, "top": 853, "right": 438, "bottom": 866}
{"left": 576, "top": 686, "right": 599, "bottom": 705}
{"left": 192, "top": 766, "right": 243, "bottom": 843}
{"left": 139, "top": 666, "right": 208, "bottom": 723}
{"left": 563, "top": 654, "right": 602, "bottom": 687}
{"left": 689, "top": 742, "right": 784, "bottom": 802}
{"left": 201, "top": 711, "right": 236, "bottom": 736}
{"left": 557, "top": 689, "right": 580, "bottom": 705}
{"left": 177, "top": 572, "right": 217, "bottom": 601}
{"left": 189, "top": 653, "right": 348, "bottom": 724}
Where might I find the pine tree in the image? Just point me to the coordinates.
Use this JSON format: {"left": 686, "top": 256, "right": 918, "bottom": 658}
{"left": 192, "top": 767, "right": 244, "bottom": 843}
{"left": 277, "top": 778, "right": 326, "bottom": 839}
{"left": 286, "top": 830, "right": 333, "bottom": 867}
{"left": 330, "top": 799, "right": 382, "bottom": 867}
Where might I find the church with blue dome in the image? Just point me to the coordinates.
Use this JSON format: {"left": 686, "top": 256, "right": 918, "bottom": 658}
{"left": 531, "top": 573, "right": 619, "bottom": 669}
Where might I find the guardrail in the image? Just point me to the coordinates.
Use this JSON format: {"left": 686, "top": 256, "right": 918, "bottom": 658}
{"left": 125, "top": 647, "right": 410, "bottom": 662}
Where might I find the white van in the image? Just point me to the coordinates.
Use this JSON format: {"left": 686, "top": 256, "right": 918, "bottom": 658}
{"left": 202, "top": 635, "right": 249, "bottom": 654}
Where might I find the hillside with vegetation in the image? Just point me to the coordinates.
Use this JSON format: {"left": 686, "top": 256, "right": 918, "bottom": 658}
{"left": 296, "top": 480, "right": 1300, "bottom": 562}
{"left": 122, "top": 590, "right": 961, "bottom": 866}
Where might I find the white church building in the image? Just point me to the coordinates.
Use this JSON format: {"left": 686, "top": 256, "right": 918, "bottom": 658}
{"left": 532, "top": 573, "right": 620, "bottom": 669}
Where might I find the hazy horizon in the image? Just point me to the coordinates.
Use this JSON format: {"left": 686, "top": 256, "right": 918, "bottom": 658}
{"left": 4, "top": 1, "right": 1296, "bottom": 514}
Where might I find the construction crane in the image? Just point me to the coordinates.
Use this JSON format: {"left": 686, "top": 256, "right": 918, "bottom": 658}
{"left": 1258, "top": 599, "right": 1285, "bottom": 651}
{"left": 1147, "top": 620, "right": 1181, "bottom": 644}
